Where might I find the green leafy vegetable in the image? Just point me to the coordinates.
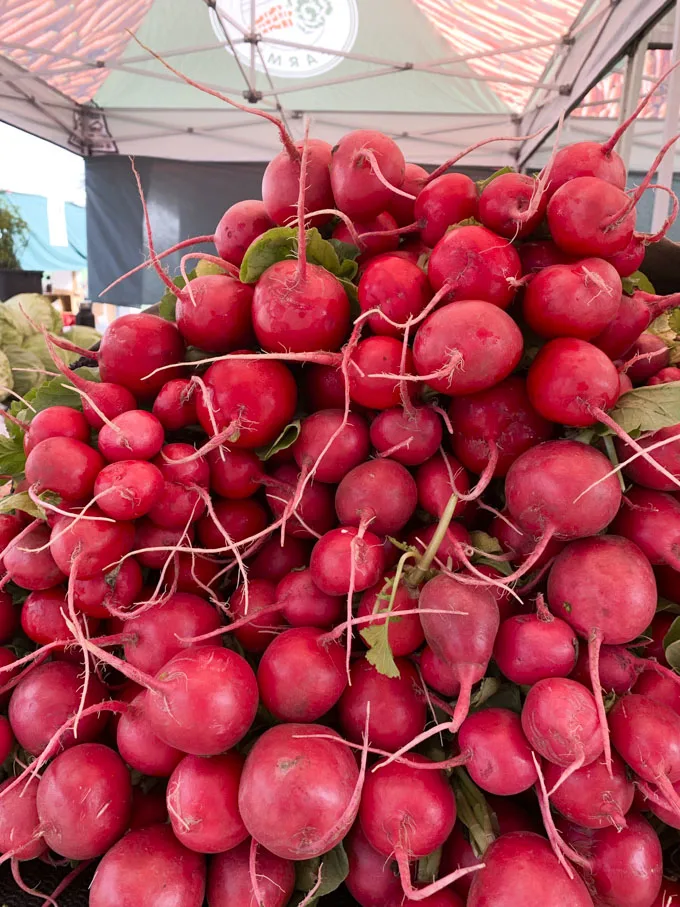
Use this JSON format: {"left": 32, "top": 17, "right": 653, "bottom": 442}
{"left": 295, "top": 843, "right": 349, "bottom": 900}
{"left": 239, "top": 226, "right": 360, "bottom": 285}
{"left": 4, "top": 346, "right": 45, "bottom": 397}
{"left": 663, "top": 616, "right": 680, "bottom": 672}
{"left": 361, "top": 621, "right": 401, "bottom": 679}
{"left": 476, "top": 166, "right": 515, "bottom": 191}
{"left": 257, "top": 420, "right": 301, "bottom": 461}
{"left": 621, "top": 271, "right": 655, "bottom": 296}
{"left": 0, "top": 490, "right": 57, "bottom": 520}
{"left": 158, "top": 271, "right": 197, "bottom": 321}
{"left": 0, "top": 350, "right": 13, "bottom": 396}
{"left": 604, "top": 382, "right": 680, "bottom": 436}
{"left": 0, "top": 432, "right": 26, "bottom": 479}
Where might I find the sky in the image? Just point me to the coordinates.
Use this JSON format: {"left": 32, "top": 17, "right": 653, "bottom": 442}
{"left": 1, "top": 122, "right": 85, "bottom": 206}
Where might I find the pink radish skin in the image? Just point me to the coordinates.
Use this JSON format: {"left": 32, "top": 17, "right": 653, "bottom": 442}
{"left": 505, "top": 440, "right": 622, "bottom": 539}
{"left": 458, "top": 707, "right": 538, "bottom": 795}
{"left": 143, "top": 646, "right": 259, "bottom": 756}
{"left": 615, "top": 425, "right": 680, "bottom": 490}
{"left": 50, "top": 509, "right": 135, "bottom": 578}
{"left": 133, "top": 519, "right": 194, "bottom": 570}
{"left": 24, "top": 406, "right": 89, "bottom": 455}
{"left": 262, "top": 138, "right": 333, "bottom": 225}
{"left": 99, "top": 313, "right": 185, "bottom": 397}
{"left": 349, "top": 335, "right": 415, "bottom": 410}
{"left": 152, "top": 378, "right": 197, "bottom": 430}
{"left": 543, "top": 753, "right": 634, "bottom": 829}
{"left": 252, "top": 260, "right": 350, "bottom": 353}
{"left": 607, "top": 233, "right": 646, "bottom": 277}
{"left": 72, "top": 558, "right": 143, "bottom": 619}
{"left": 358, "top": 256, "right": 432, "bottom": 337}
{"left": 335, "top": 458, "right": 417, "bottom": 535}
{"left": 176, "top": 275, "right": 254, "bottom": 354}
{"left": 345, "top": 820, "right": 404, "bottom": 907}
{"left": 339, "top": 658, "right": 426, "bottom": 751}
{"left": 207, "top": 838, "right": 295, "bottom": 907}
{"left": 195, "top": 356, "right": 298, "bottom": 450}
{"left": 170, "top": 552, "right": 221, "bottom": 595}
{"left": 521, "top": 677, "right": 603, "bottom": 770}
{"left": 333, "top": 211, "right": 400, "bottom": 265}
{"left": 257, "top": 627, "right": 347, "bottom": 722}
{"left": 390, "top": 162, "right": 429, "bottom": 225}
{"left": 148, "top": 442, "right": 209, "bottom": 529}
{"left": 293, "top": 409, "right": 370, "bottom": 484}
{"left": 649, "top": 366, "right": 680, "bottom": 385}
{"left": 3, "top": 523, "right": 65, "bottom": 590}
{"left": 546, "top": 142, "right": 626, "bottom": 196}
{"left": 428, "top": 225, "right": 521, "bottom": 309}
{"left": 37, "top": 743, "right": 132, "bottom": 859}
{"left": 547, "top": 177, "right": 636, "bottom": 258}
{"left": 94, "top": 460, "right": 165, "bottom": 521}
{"left": 610, "top": 694, "right": 680, "bottom": 801}
{"left": 414, "top": 173, "right": 479, "bottom": 247}
{"left": 358, "top": 573, "right": 424, "bottom": 657}
{"left": 449, "top": 376, "right": 554, "bottom": 477}
{"left": 214, "top": 200, "right": 273, "bottom": 266}
{"left": 634, "top": 671, "right": 680, "bottom": 716}
{"left": 198, "top": 497, "right": 269, "bottom": 547}
{"left": 518, "top": 240, "right": 576, "bottom": 273}
{"left": 467, "top": 831, "right": 595, "bottom": 907}
{"left": 264, "top": 463, "right": 336, "bottom": 539}
{"left": 330, "top": 130, "right": 406, "bottom": 221}
{"left": 490, "top": 511, "right": 566, "bottom": 570}
{"left": 415, "top": 451, "right": 470, "bottom": 519}
{"left": 522, "top": 259, "right": 622, "bottom": 340}
{"left": 249, "top": 535, "right": 311, "bottom": 582}
{"left": 21, "top": 587, "right": 98, "bottom": 647}
{"left": 167, "top": 752, "right": 247, "bottom": 854}
{"left": 89, "top": 823, "right": 206, "bottom": 907}
{"left": 407, "top": 521, "right": 470, "bottom": 572}
{"left": 116, "top": 692, "right": 183, "bottom": 777}
{"left": 238, "top": 723, "right": 360, "bottom": 860}
{"left": 310, "top": 526, "right": 385, "bottom": 596}
{"left": 129, "top": 787, "right": 168, "bottom": 830}
{"left": 370, "top": 406, "right": 443, "bottom": 466}
{"left": 494, "top": 611, "right": 578, "bottom": 685}
{"left": 571, "top": 644, "right": 642, "bottom": 696}
{"left": 625, "top": 333, "right": 671, "bottom": 384}
{"left": 612, "top": 487, "right": 680, "bottom": 569}
{"left": 97, "top": 410, "right": 165, "bottom": 462}
{"left": 207, "top": 447, "right": 264, "bottom": 499}
{"left": 413, "top": 300, "right": 524, "bottom": 395}
{"left": 228, "top": 580, "right": 286, "bottom": 653}
{"left": 9, "top": 661, "right": 108, "bottom": 756}
{"left": 0, "top": 776, "right": 46, "bottom": 861}
{"left": 478, "top": 171, "right": 547, "bottom": 239}
{"left": 0, "top": 593, "right": 17, "bottom": 645}
{"left": 275, "top": 569, "right": 344, "bottom": 628}
{"left": 593, "top": 290, "right": 680, "bottom": 360}
{"left": 305, "top": 363, "right": 345, "bottom": 410}
{"left": 25, "top": 436, "right": 104, "bottom": 500}
{"left": 641, "top": 609, "right": 675, "bottom": 662}
{"left": 420, "top": 644, "right": 460, "bottom": 697}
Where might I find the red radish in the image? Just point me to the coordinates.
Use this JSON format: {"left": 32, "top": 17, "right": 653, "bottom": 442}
{"left": 262, "top": 138, "right": 333, "bottom": 225}
{"left": 414, "top": 173, "right": 478, "bottom": 247}
{"left": 129, "top": 787, "right": 168, "bottom": 830}
{"left": 0, "top": 591, "right": 18, "bottom": 643}
{"left": 148, "top": 442, "right": 209, "bottom": 529}
{"left": 370, "top": 405, "right": 443, "bottom": 465}
{"left": 0, "top": 776, "right": 45, "bottom": 861}
{"left": 154, "top": 442, "right": 210, "bottom": 487}
{"left": 624, "top": 333, "right": 670, "bottom": 384}
{"left": 345, "top": 821, "right": 403, "bottom": 907}
{"left": 571, "top": 643, "right": 644, "bottom": 696}
{"left": 152, "top": 377, "right": 197, "bottom": 430}
{"left": 252, "top": 260, "right": 350, "bottom": 353}
{"left": 72, "top": 558, "right": 143, "bottom": 618}
{"left": 293, "top": 409, "right": 370, "bottom": 484}
{"left": 652, "top": 880, "right": 680, "bottom": 906}
{"left": 390, "top": 162, "right": 428, "bottom": 225}
{"left": 333, "top": 211, "right": 401, "bottom": 265}
{"left": 170, "top": 551, "right": 221, "bottom": 595}
{"left": 207, "top": 447, "right": 264, "bottom": 499}
{"left": 4, "top": 523, "right": 65, "bottom": 590}
{"left": 642, "top": 609, "right": 676, "bottom": 662}
{"left": 449, "top": 376, "right": 553, "bottom": 477}
{"left": 358, "top": 256, "right": 432, "bottom": 336}
{"left": 195, "top": 357, "right": 298, "bottom": 450}
{"left": 349, "top": 335, "right": 415, "bottom": 410}
{"left": 478, "top": 171, "right": 547, "bottom": 238}
{"left": 116, "top": 692, "right": 183, "bottom": 776}
{"left": 25, "top": 436, "right": 104, "bottom": 500}
{"left": 607, "top": 233, "right": 646, "bottom": 277}
{"left": 8, "top": 660, "right": 108, "bottom": 755}
{"left": 505, "top": 440, "right": 622, "bottom": 540}
{"left": 413, "top": 300, "right": 523, "bottom": 395}
{"left": 634, "top": 670, "right": 680, "bottom": 716}
{"left": 248, "top": 535, "right": 311, "bottom": 582}
{"left": 207, "top": 838, "right": 295, "bottom": 907}
{"left": 428, "top": 225, "right": 521, "bottom": 309}
{"left": 420, "top": 644, "right": 460, "bottom": 697}
{"left": 612, "top": 487, "right": 680, "bottom": 568}
{"left": 358, "top": 573, "right": 424, "bottom": 656}
{"left": 0, "top": 718, "right": 17, "bottom": 764}
{"left": 548, "top": 177, "right": 637, "bottom": 258}
{"left": 546, "top": 142, "right": 626, "bottom": 196}
{"left": 228, "top": 579, "right": 286, "bottom": 652}
{"left": 523, "top": 259, "right": 622, "bottom": 340}
{"left": 275, "top": 568, "right": 343, "bottom": 628}
{"left": 95, "top": 460, "right": 165, "bottom": 521}
{"left": 543, "top": 753, "right": 634, "bottom": 829}
{"left": 0, "top": 648, "right": 20, "bottom": 708}
{"left": 521, "top": 678, "right": 602, "bottom": 777}
{"left": 257, "top": 627, "right": 347, "bottom": 721}
{"left": 615, "top": 425, "right": 680, "bottom": 491}
{"left": 305, "top": 363, "right": 345, "bottom": 410}
{"left": 142, "top": 646, "right": 258, "bottom": 756}
{"left": 50, "top": 509, "right": 135, "bottom": 578}
{"left": 23, "top": 406, "right": 89, "bottom": 455}
{"left": 649, "top": 366, "right": 680, "bottom": 385}
{"left": 176, "top": 275, "right": 254, "bottom": 353}
{"left": 21, "top": 586, "right": 96, "bottom": 646}
{"left": 238, "top": 723, "right": 360, "bottom": 859}
{"left": 467, "top": 831, "right": 594, "bottom": 907}
{"left": 167, "top": 751, "right": 246, "bottom": 853}
{"left": 264, "top": 463, "right": 336, "bottom": 538}
{"left": 474, "top": 564, "right": 516, "bottom": 621}
{"left": 494, "top": 607, "right": 578, "bottom": 685}
{"left": 339, "top": 658, "right": 426, "bottom": 751}
{"left": 99, "top": 313, "right": 185, "bottom": 397}
{"left": 518, "top": 240, "right": 576, "bottom": 273}
{"left": 198, "top": 497, "right": 269, "bottom": 547}
{"left": 335, "top": 458, "right": 417, "bottom": 535}
{"left": 330, "top": 130, "right": 406, "bottom": 221}
{"left": 593, "top": 289, "right": 680, "bottom": 359}
{"left": 619, "top": 370, "right": 634, "bottom": 394}
{"left": 214, "top": 200, "right": 273, "bottom": 265}
{"left": 97, "top": 410, "right": 165, "bottom": 462}
{"left": 310, "top": 526, "right": 385, "bottom": 595}
{"left": 459, "top": 707, "right": 537, "bottom": 795}
{"left": 416, "top": 451, "right": 470, "bottom": 519}
{"left": 37, "top": 742, "right": 132, "bottom": 859}
{"left": 89, "top": 823, "right": 206, "bottom": 907}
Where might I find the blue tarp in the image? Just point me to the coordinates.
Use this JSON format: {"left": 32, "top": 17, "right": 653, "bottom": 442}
{"left": 3, "top": 192, "right": 86, "bottom": 272}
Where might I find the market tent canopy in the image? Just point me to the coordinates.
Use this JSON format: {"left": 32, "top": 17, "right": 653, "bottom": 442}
{"left": 0, "top": 0, "right": 676, "bottom": 169}
{"left": 3, "top": 192, "right": 86, "bottom": 272}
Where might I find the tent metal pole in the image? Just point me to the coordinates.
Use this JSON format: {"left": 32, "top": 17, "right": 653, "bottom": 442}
{"left": 249, "top": 0, "right": 256, "bottom": 94}
{"left": 617, "top": 37, "right": 649, "bottom": 171}
{"left": 651, "top": 0, "right": 680, "bottom": 232}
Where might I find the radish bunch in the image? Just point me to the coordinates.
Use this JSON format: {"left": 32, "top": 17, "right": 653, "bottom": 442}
{"left": 1, "top": 70, "right": 680, "bottom": 907}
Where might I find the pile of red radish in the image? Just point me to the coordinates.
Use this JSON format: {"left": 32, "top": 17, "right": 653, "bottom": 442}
{"left": 2, "top": 54, "right": 680, "bottom": 907}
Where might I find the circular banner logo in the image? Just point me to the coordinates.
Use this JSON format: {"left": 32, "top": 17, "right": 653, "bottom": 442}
{"left": 211, "top": 0, "right": 359, "bottom": 80}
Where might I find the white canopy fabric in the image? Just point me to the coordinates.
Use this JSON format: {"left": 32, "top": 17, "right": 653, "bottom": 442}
{"left": 0, "top": 0, "right": 677, "bottom": 172}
